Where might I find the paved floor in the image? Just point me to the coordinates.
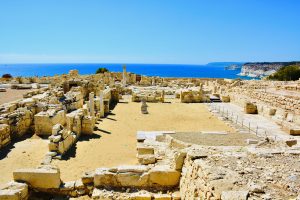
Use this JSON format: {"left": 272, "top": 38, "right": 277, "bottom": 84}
{"left": 207, "top": 103, "right": 298, "bottom": 142}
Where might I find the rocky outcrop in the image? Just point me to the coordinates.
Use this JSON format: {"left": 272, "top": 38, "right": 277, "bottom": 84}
{"left": 239, "top": 62, "right": 283, "bottom": 78}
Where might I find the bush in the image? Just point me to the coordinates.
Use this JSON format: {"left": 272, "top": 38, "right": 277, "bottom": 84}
{"left": 96, "top": 67, "right": 109, "bottom": 74}
{"left": 2, "top": 74, "right": 12, "bottom": 79}
{"left": 268, "top": 65, "right": 300, "bottom": 81}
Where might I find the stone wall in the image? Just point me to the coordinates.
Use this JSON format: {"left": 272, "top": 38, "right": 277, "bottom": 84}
{"left": 132, "top": 90, "right": 164, "bottom": 103}
{"left": 230, "top": 89, "right": 300, "bottom": 114}
{"left": 180, "top": 90, "right": 209, "bottom": 103}
{"left": 0, "top": 124, "right": 10, "bottom": 148}
{"left": 35, "top": 109, "right": 66, "bottom": 136}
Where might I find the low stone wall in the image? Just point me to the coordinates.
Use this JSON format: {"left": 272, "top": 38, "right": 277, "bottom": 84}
{"left": 0, "top": 124, "right": 10, "bottom": 148}
{"left": 180, "top": 90, "right": 209, "bottom": 103}
{"left": 48, "top": 124, "right": 77, "bottom": 157}
{"left": 230, "top": 89, "right": 300, "bottom": 114}
{"left": 34, "top": 109, "right": 66, "bottom": 136}
{"left": 132, "top": 91, "right": 164, "bottom": 103}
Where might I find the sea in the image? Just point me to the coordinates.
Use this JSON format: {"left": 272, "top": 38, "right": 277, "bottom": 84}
{"left": 0, "top": 62, "right": 254, "bottom": 80}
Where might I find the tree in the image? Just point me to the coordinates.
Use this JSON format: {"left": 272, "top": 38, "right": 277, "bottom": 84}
{"left": 268, "top": 65, "right": 300, "bottom": 81}
{"left": 96, "top": 67, "right": 109, "bottom": 74}
{"left": 2, "top": 74, "right": 12, "bottom": 79}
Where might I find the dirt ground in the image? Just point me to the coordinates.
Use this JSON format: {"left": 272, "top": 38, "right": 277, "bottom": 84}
{"left": 0, "top": 88, "right": 32, "bottom": 105}
{"left": 0, "top": 135, "right": 48, "bottom": 185}
{"left": 53, "top": 98, "right": 235, "bottom": 182}
{"left": 171, "top": 132, "right": 257, "bottom": 146}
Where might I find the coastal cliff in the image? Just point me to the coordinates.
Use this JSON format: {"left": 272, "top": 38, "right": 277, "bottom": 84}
{"left": 239, "top": 62, "right": 300, "bottom": 78}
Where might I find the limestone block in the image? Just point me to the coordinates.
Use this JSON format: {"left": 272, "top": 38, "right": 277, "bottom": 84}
{"left": 35, "top": 110, "right": 66, "bottom": 136}
{"left": 138, "top": 155, "right": 156, "bottom": 165}
{"left": 221, "top": 190, "right": 249, "bottom": 200}
{"left": 171, "top": 191, "right": 181, "bottom": 200}
{"left": 137, "top": 144, "right": 154, "bottom": 155}
{"left": 149, "top": 165, "right": 181, "bottom": 186}
{"left": 221, "top": 96, "right": 230, "bottom": 103}
{"left": 129, "top": 192, "right": 152, "bottom": 200}
{"left": 13, "top": 165, "right": 61, "bottom": 189}
{"left": 52, "top": 124, "right": 63, "bottom": 135}
{"left": 94, "top": 168, "right": 118, "bottom": 187}
{"left": 286, "top": 139, "right": 297, "bottom": 147}
{"left": 116, "top": 172, "right": 148, "bottom": 187}
{"left": 81, "top": 171, "right": 94, "bottom": 185}
{"left": 60, "top": 181, "right": 75, "bottom": 194}
{"left": 49, "top": 135, "right": 61, "bottom": 143}
{"left": 153, "top": 193, "right": 172, "bottom": 200}
{"left": 91, "top": 188, "right": 114, "bottom": 200}
{"left": 0, "top": 124, "right": 11, "bottom": 148}
{"left": 48, "top": 142, "right": 58, "bottom": 151}
{"left": 117, "top": 165, "right": 149, "bottom": 173}
{"left": 246, "top": 139, "right": 259, "bottom": 145}
{"left": 81, "top": 116, "right": 94, "bottom": 135}
{"left": 172, "top": 151, "right": 187, "bottom": 171}
{"left": 244, "top": 103, "right": 258, "bottom": 114}
{"left": 289, "top": 128, "right": 300, "bottom": 135}
{"left": 0, "top": 181, "right": 28, "bottom": 200}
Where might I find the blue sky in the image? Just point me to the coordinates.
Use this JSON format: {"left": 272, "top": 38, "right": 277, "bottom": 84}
{"left": 0, "top": 0, "right": 300, "bottom": 64}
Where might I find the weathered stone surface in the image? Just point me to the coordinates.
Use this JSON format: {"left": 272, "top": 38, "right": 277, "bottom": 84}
{"left": 94, "top": 168, "right": 118, "bottom": 187}
{"left": 13, "top": 165, "right": 61, "bottom": 189}
{"left": 0, "top": 181, "right": 28, "bottom": 200}
{"left": 172, "top": 151, "right": 187, "bottom": 171}
{"left": 221, "top": 190, "right": 249, "bottom": 200}
{"left": 137, "top": 144, "right": 154, "bottom": 155}
{"left": 149, "top": 165, "right": 181, "bottom": 186}
{"left": 138, "top": 155, "right": 156, "bottom": 165}
{"left": 116, "top": 172, "right": 148, "bottom": 187}
{"left": 81, "top": 171, "right": 94, "bottom": 185}
{"left": 246, "top": 139, "right": 259, "bottom": 145}
{"left": 117, "top": 165, "right": 149, "bottom": 173}
{"left": 244, "top": 102, "right": 258, "bottom": 114}
{"left": 286, "top": 139, "right": 297, "bottom": 147}
{"left": 153, "top": 193, "right": 172, "bottom": 200}
{"left": 35, "top": 110, "right": 66, "bottom": 136}
{"left": 171, "top": 191, "right": 181, "bottom": 200}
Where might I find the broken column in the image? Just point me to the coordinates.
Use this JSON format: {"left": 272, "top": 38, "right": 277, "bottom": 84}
{"left": 141, "top": 99, "right": 148, "bottom": 114}
{"left": 122, "top": 65, "right": 127, "bottom": 86}
{"left": 89, "top": 92, "right": 95, "bottom": 117}
{"left": 99, "top": 90, "right": 105, "bottom": 118}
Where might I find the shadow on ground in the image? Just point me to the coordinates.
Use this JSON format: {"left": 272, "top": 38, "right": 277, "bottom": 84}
{"left": 61, "top": 133, "right": 102, "bottom": 160}
{"left": 0, "top": 132, "right": 43, "bottom": 160}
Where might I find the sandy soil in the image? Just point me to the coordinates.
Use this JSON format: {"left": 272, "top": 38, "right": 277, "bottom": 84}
{"left": 0, "top": 88, "right": 32, "bottom": 105}
{"left": 171, "top": 132, "right": 257, "bottom": 146}
{"left": 0, "top": 135, "right": 48, "bottom": 185}
{"left": 53, "top": 98, "right": 235, "bottom": 182}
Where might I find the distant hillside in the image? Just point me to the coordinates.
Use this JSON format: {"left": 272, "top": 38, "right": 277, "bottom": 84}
{"left": 207, "top": 62, "right": 244, "bottom": 67}
{"left": 239, "top": 61, "right": 300, "bottom": 78}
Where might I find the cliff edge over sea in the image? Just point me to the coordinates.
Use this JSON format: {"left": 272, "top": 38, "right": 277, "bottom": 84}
{"left": 238, "top": 62, "right": 300, "bottom": 78}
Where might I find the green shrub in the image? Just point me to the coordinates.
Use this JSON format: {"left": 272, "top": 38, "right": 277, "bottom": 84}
{"left": 2, "top": 74, "right": 12, "bottom": 79}
{"left": 268, "top": 65, "right": 300, "bottom": 81}
{"left": 96, "top": 67, "right": 109, "bottom": 74}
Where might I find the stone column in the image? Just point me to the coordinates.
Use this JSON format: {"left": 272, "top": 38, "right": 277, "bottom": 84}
{"left": 122, "top": 65, "right": 127, "bottom": 86}
{"left": 99, "top": 90, "right": 105, "bottom": 118}
{"left": 161, "top": 90, "right": 165, "bottom": 103}
{"left": 89, "top": 92, "right": 95, "bottom": 117}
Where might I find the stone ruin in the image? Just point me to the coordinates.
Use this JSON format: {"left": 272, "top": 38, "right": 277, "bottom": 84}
{"left": 141, "top": 99, "right": 149, "bottom": 114}
{"left": 1, "top": 70, "right": 300, "bottom": 199}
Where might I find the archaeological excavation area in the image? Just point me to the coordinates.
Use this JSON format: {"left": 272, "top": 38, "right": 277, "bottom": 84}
{"left": 0, "top": 68, "right": 300, "bottom": 200}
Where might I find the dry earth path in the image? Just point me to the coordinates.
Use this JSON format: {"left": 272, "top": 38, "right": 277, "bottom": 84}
{"left": 53, "top": 98, "right": 234, "bottom": 181}
{"left": 0, "top": 135, "right": 48, "bottom": 185}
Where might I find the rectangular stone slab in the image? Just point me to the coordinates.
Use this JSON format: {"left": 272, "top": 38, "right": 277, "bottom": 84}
{"left": 136, "top": 131, "right": 175, "bottom": 141}
{"left": 13, "top": 166, "right": 61, "bottom": 189}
